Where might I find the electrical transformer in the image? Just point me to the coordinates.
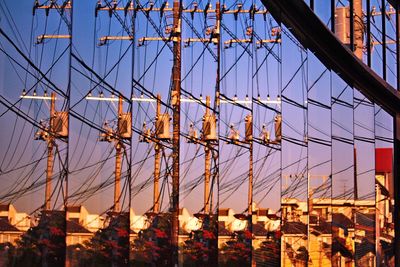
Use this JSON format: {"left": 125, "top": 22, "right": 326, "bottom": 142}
{"left": 245, "top": 114, "right": 252, "bottom": 142}
{"left": 53, "top": 111, "right": 69, "bottom": 138}
{"left": 202, "top": 114, "right": 217, "bottom": 141}
{"left": 274, "top": 114, "right": 282, "bottom": 142}
{"left": 156, "top": 113, "right": 171, "bottom": 140}
{"left": 118, "top": 113, "right": 132, "bottom": 139}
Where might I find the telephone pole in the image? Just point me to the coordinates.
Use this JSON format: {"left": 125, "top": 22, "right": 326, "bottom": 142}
{"left": 354, "top": 0, "right": 363, "bottom": 60}
{"left": 247, "top": 114, "right": 253, "bottom": 215}
{"left": 204, "top": 96, "right": 212, "bottom": 214}
{"left": 45, "top": 92, "right": 56, "bottom": 210}
{"left": 171, "top": 1, "right": 181, "bottom": 265}
{"left": 154, "top": 94, "right": 162, "bottom": 213}
{"left": 114, "top": 95, "right": 123, "bottom": 213}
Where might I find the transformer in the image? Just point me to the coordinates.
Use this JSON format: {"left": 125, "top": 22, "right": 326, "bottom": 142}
{"left": 118, "top": 113, "right": 132, "bottom": 139}
{"left": 53, "top": 111, "right": 69, "bottom": 138}
{"left": 274, "top": 114, "right": 282, "bottom": 142}
{"left": 202, "top": 114, "right": 217, "bottom": 141}
{"left": 244, "top": 114, "right": 252, "bottom": 142}
{"left": 155, "top": 113, "right": 171, "bottom": 140}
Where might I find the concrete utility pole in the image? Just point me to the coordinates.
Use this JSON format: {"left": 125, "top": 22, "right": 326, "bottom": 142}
{"left": 171, "top": 0, "right": 181, "bottom": 265}
{"left": 354, "top": 0, "right": 363, "bottom": 60}
{"left": 114, "top": 95, "right": 123, "bottom": 213}
{"left": 45, "top": 92, "right": 56, "bottom": 211}
{"left": 154, "top": 94, "right": 162, "bottom": 213}
{"left": 204, "top": 96, "right": 212, "bottom": 214}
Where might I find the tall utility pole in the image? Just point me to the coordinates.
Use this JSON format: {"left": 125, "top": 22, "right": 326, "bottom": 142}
{"left": 354, "top": 0, "right": 363, "bottom": 60}
{"left": 45, "top": 92, "right": 56, "bottom": 210}
{"left": 114, "top": 95, "right": 123, "bottom": 213}
{"left": 215, "top": 3, "right": 221, "bottom": 213}
{"left": 154, "top": 94, "right": 162, "bottom": 213}
{"left": 247, "top": 115, "right": 253, "bottom": 216}
{"left": 354, "top": 148, "right": 358, "bottom": 199}
{"left": 204, "top": 96, "right": 212, "bottom": 214}
{"left": 171, "top": 0, "right": 181, "bottom": 265}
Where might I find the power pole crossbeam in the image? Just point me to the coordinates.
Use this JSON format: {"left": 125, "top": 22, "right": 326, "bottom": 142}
{"left": 36, "top": 35, "right": 71, "bottom": 44}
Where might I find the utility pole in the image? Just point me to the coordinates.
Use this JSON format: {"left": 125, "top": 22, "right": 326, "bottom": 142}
{"left": 45, "top": 92, "right": 56, "bottom": 210}
{"left": 247, "top": 114, "right": 253, "bottom": 215}
{"left": 154, "top": 94, "right": 162, "bottom": 213}
{"left": 89, "top": 93, "right": 131, "bottom": 213}
{"left": 354, "top": 0, "right": 363, "bottom": 60}
{"left": 114, "top": 95, "right": 123, "bottom": 213}
{"left": 354, "top": 148, "right": 358, "bottom": 200}
{"left": 171, "top": 0, "right": 181, "bottom": 265}
{"left": 204, "top": 96, "right": 212, "bottom": 214}
{"left": 215, "top": 2, "right": 221, "bottom": 217}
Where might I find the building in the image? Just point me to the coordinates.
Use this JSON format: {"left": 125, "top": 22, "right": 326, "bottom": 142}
{"left": 0, "top": 204, "right": 30, "bottom": 245}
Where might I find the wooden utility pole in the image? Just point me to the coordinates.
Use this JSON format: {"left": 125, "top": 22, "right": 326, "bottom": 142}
{"left": 154, "top": 94, "right": 162, "bottom": 213}
{"left": 248, "top": 115, "right": 253, "bottom": 215}
{"left": 45, "top": 92, "right": 56, "bottom": 211}
{"left": 354, "top": 0, "right": 363, "bottom": 60}
{"left": 171, "top": 0, "right": 181, "bottom": 265}
{"left": 354, "top": 148, "right": 358, "bottom": 199}
{"left": 114, "top": 95, "right": 123, "bottom": 213}
{"left": 204, "top": 96, "right": 211, "bottom": 214}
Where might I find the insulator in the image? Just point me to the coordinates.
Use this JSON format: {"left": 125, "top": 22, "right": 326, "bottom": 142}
{"left": 139, "top": 122, "right": 151, "bottom": 143}
{"left": 100, "top": 122, "right": 113, "bottom": 142}
{"left": 188, "top": 123, "right": 198, "bottom": 143}
{"left": 34, "top": 129, "right": 47, "bottom": 141}
{"left": 228, "top": 124, "right": 240, "bottom": 143}
{"left": 271, "top": 27, "right": 281, "bottom": 37}
{"left": 246, "top": 27, "right": 253, "bottom": 36}
{"left": 260, "top": 125, "right": 270, "bottom": 144}
{"left": 33, "top": 0, "right": 40, "bottom": 16}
